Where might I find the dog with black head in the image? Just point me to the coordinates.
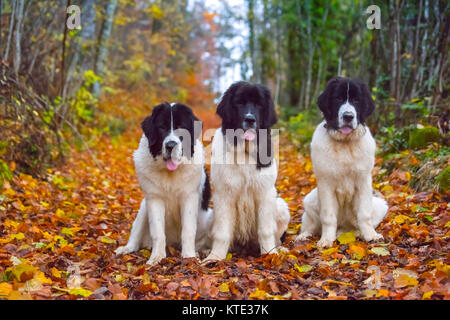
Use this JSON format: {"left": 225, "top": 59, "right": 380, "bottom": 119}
{"left": 115, "top": 102, "right": 213, "bottom": 265}
{"left": 204, "top": 82, "right": 290, "bottom": 261}
{"left": 295, "top": 77, "right": 388, "bottom": 247}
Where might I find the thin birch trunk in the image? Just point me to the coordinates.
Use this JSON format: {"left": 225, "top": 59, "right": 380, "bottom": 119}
{"left": 3, "top": 0, "right": 16, "bottom": 64}
{"left": 93, "top": 0, "right": 118, "bottom": 97}
{"left": 13, "top": 0, "right": 24, "bottom": 77}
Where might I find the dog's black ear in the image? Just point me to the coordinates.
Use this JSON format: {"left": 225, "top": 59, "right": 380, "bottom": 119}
{"left": 261, "top": 85, "right": 278, "bottom": 129}
{"left": 141, "top": 104, "right": 165, "bottom": 155}
{"left": 318, "top": 77, "right": 341, "bottom": 120}
{"left": 141, "top": 115, "right": 155, "bottom": 145}
{"left": 217, "top": 82, "right": 240, "bottom": 128}
{"left": 357, "top": 80, "right": 375, "bottom": 123}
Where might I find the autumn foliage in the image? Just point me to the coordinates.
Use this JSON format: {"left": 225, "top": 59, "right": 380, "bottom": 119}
{"left": 0, "top": 100, "right": 448, "bottom": 300}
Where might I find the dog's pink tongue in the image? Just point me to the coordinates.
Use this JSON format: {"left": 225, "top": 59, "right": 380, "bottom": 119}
{"left": 340, "top": 127, "right": 352, "bottom": 135}
{"left": 166, "top": 160, "right": 179, "bottom": 171}
{"left": 244, "top": 130, "right": 256, "bottom": 141}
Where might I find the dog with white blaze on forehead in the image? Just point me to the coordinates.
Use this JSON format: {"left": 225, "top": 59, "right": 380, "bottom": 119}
{"left": 115, "top": 102, "right": 213, "bottom": 265}
{"left": 204, "top": 81, "right": 290, "bottom": 262}
{"left": 295, "top": 77, "right": 388, "bottom": 248}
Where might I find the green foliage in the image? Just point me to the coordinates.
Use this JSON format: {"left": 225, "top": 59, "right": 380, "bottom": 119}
{"left": 72, "top": 71, "right": 101, "bottom": 123}
{"left": 435, "top": 166, "right": 450, "bottom": 192}
{"left": 283, "top": 109, "right": 320, "bottom": 153}
{"left": 378, "top": 125, "right": 412, "bottom": 155}
{"left": 0, "top": 159, "right": 13, "bottom": 190}
{"left": 408, "top": 127, "right": 440, "bottom": 150}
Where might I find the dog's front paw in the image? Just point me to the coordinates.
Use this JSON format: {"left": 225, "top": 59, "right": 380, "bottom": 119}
{"left": 362, "top": 230, "right": 383, "bottom": 242}
{"left": 115, "top": 245, "right": 136, "bottom": 255}
{"left": 146, "top": 252, "right": 166, "bottom": 266}
{"left": 295, "top": 232, "right": 312, "bottom": 243}
{"left": 202, "top": 253, "right": 223, "bottom": 264}
{"left": 317, "top": 237, "right": 334, "bottom": 248}
{"left": 181, "top": 250, "right": 197, "bottom": 259}
{"left": 273, "top": 246, "right": 289, "bottom": 254}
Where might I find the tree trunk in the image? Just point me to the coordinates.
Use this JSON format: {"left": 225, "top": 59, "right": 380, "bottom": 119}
{"left": 93, "top": 0, "right": 118, "bottom": 98}
{"left": 247, "top": 0, "right": 259, "bottom": 83}
{"left": 61, "top": 0, "right": 71, "bottom": 98}
{"left": 432, "top": 10, "right": 449, "bottom": 112}
{"left": 3, "top": 0, "right": 16, "bottom": 69}
{"left": 394, "top": 0, "right": 402, "bottom": 127}
{"left": 63, "top": 0, "right": 97, "bottom": 99}
{"left": 407, "top": 0, "right": 423, "bottom": 101}
{"left": 13, "top": 0, "right": 24, "bottom": 78}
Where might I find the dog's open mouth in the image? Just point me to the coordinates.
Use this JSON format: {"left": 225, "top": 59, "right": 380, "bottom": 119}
{"left": 243, "top": 129, "right": 256, "bottom": 141}
{"left": 339, "top": 126, "right": 353, "bottom": 135}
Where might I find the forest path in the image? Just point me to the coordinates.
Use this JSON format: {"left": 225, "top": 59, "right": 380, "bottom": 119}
{"left": 0, "top": 107, "right": 448, "bottom": 300}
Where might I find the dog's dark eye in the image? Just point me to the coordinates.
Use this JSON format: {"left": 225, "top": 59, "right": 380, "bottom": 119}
{"left": 179, "top": 136, "right": 184, "bottom": 142}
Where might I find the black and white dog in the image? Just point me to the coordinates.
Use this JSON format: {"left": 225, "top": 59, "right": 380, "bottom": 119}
{"left": 115, "top": 102, "right": 213, "bottom": 265}
{"left": 205, "top": 82, "right": 290, "bottom": 261}
{"left": 296, "top": 77, "right": 388, "bottom": 247}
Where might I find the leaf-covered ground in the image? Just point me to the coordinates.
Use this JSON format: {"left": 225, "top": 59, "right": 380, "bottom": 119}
{"left": 0, "top": 107, "right": 448, "bottom": 300}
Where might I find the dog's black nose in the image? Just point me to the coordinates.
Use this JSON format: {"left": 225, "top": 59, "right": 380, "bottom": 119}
{"left": 343, "top": 112, "right": 354, "bottom": 122}
{"left": 165, "top": 141, "right": 177, "bottom": 152}
{"left": 244, "top": 114, "right": 256, "bottom": 125}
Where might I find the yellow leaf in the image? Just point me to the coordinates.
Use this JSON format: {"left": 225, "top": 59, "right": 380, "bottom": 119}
{"left": 100, "top": 236, "right": 116, "bottom": 244}
{"left": 8, "top": 290, "right": 32, "bottom": 300}
{"left": 249, "top": 288, "right": 268, "bottom": 299}
{"left": 321, "top": 247, "right": 338, "bottom": 256}
{"left": 61, "top": 228, "right": 73, "bottom": 237}
{"left": 33, "top": 271, "right": 52, "bottom": 285}
{"left": 349, "top": 244, "right": 366, "bottom": 259}
{"left": 376, "top": 289, "right": 390, "bottom": 297}
{"left": 294, "top": 264, "right": 312, "bottom": 273}
{"left": 8, "top": 263, "right": 38, "bottom": 282}
{"left": 218, "top": 283, "right": 229, "bottom": 293}
{"left": 325, "top": 279, "right": 352, "bottom": 286}
{"left": 226, "top": 253, "right": 232, "bottom": 260}
{"left": 0, "top": 283, "right": 13, "bottom": 296}
{"left": 3, "top": 188, "right": 16, "bottom": 197}
{"left": 150, "top": 4, "right": 164, "bottom": 19}
{"left": 393, "top": 269, "right": 418, "bottom": 288}
{"left": 422, "top": 291, "right": 434, "bottom": 300}
{"left": 115, "top": 274, "right": 125, "bottom": 283}
{"left": 405, "top": 171, "right": 411, "bottom": 181}
{"left": 337, "top": 231, "right": 356, "bottom": 244}
{"left": 393, "top": 214, "right": 414, "bottom": 225}
{"left": 56, "top": 208, "right": 67, "bottom": 219}
{"left": 68, "top": 288, "right": 92, "bottom": 297}
{"left": 365, "top": 289, "right": 377, "bottom": 297}
{"left": 40, "top": 201, "right": 49, "bottom": 207}
{"left": 4, "top": 220, "right": 18, "bottom": 229}
{"left": 51, "top": 267, "right": 62, "bottom": 279}
{"left": 304, "top": 160, "right": 312, "bottom": 172}
{"left": 10, "top": 232, "right": 25, "bottom": 240}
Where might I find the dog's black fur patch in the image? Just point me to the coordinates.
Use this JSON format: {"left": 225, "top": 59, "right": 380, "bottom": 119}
{"left": 201, "top": 168, "right": 211, "bottom": 211}
{"left": 216, "top": 81, "right": 278, "bottom": 169}
{"left": 317, "top": 77, "right": 375, "bottom": 130}
{"left": 141, "top": 102, "right": 200, "bottom": 159}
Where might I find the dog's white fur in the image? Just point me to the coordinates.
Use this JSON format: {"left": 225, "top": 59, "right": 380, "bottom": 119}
{"left": 205, "top": 128, "right": 290, "bottom": 261}
{"left": 296, "top": 121, "right": 388, "bottom": 247}
{"left": 115, "top": 135, "right": 212, "bottom": 265}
